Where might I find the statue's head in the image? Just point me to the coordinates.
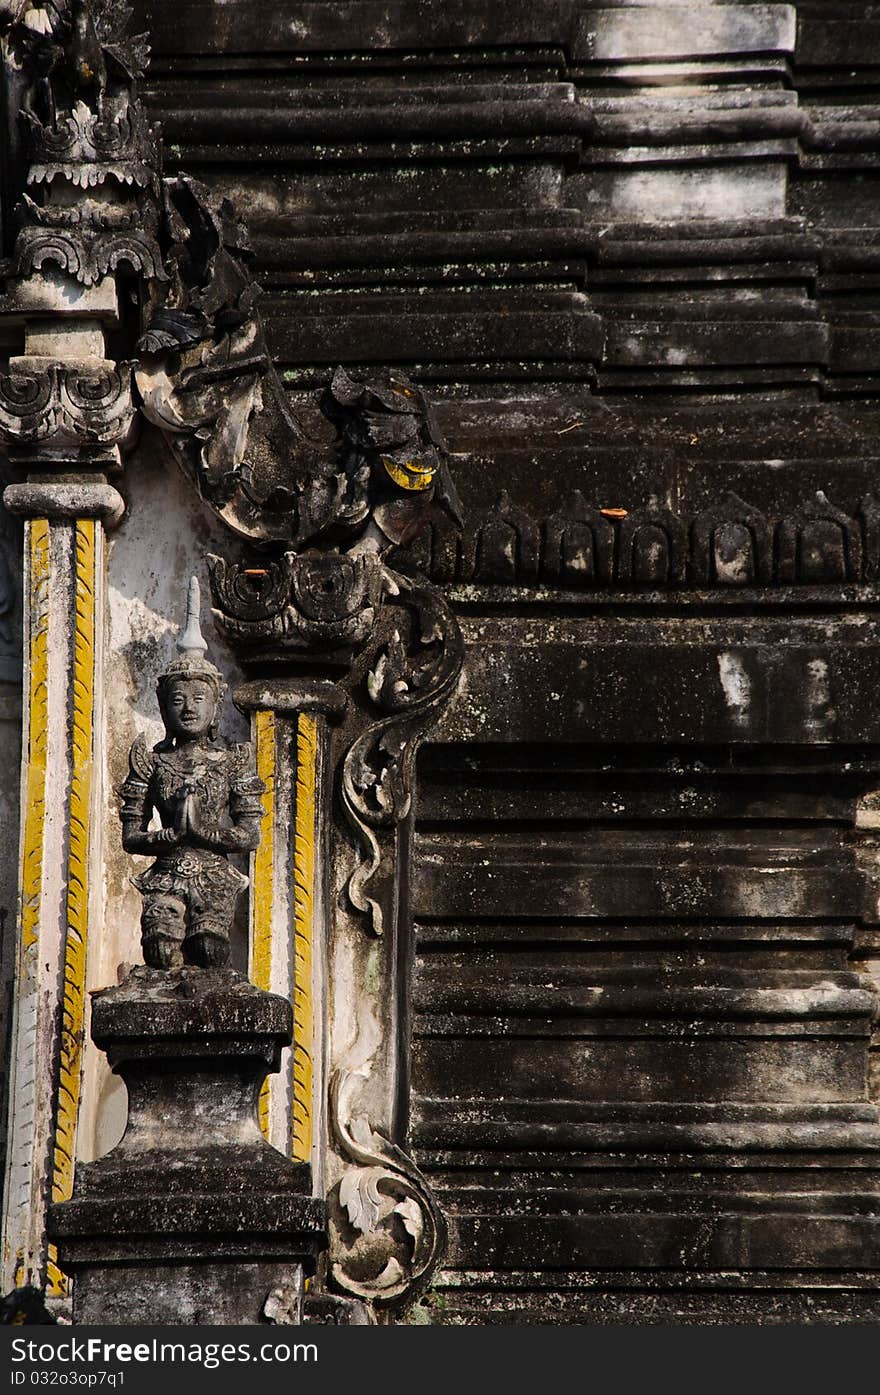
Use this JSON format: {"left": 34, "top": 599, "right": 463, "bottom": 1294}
{"left": 160, "top": 673, "right": 222, "bottom": 742}
{"left": 157, "top": 575, "right": 226, "bottom": 743}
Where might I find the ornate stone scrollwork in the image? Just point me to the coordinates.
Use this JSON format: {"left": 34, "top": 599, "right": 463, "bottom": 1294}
{"left": 136, "top": 176, "right": 345, "bottom": 545}
{"left": 0, "top": 360, "right": 133, "bottom": 448}
{"left": 206, "top": 366, "right": 464, "bottom": 1315}
{"left": 328, "top": 1030, "right": 447, "bottom": 1308}
{"left": 6, "top": 1, "right": 165, "bottom": 290}
{"left": 208, "top": 550, "right": 385, "bottom": 658}
{"left": 22, "top": 95, "right": 158, "bottom": 190}
{"left": 15, "top": 222, "right": 166, "bottom": 286}
{"left": 341, "top": 566, "right": 464, "bottom": 937}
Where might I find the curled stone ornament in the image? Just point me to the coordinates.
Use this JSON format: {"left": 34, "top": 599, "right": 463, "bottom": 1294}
{"left": 23, "top": 97, "right": 158, "bottom": 190}
{"left": 8, "top": 1, "right": 166, "bottom": 295}
{"left": 342, "top": 567, "right": 464, "bottom": 936}
{"left": 14, "top": 224, "right": 167, "bottom": 286}
{"left": 208, "top": 549, "right": 385, "bottom": 657}
{"left": 0, "top": 361, "right": 134, "bottom": 449}
{"left": 329, "top": 1049, "right": 447, "bottom": 1308}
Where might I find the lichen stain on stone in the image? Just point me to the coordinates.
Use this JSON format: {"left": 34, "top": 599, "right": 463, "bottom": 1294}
{"left": 803, "top": 657, "right": 836, "bottom": 740}
{"left": 717, "top": 651, "right": 751, "bottom": 731}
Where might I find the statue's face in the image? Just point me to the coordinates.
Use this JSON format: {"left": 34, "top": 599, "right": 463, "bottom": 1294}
{"left": 165, "top": 677, "right": 217, "bottom": 739}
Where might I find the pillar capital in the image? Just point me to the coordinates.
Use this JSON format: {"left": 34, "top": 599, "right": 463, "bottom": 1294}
{"left": 233, "top": 678, "right": 348, "bottom": 720}
{"left": 3, "top": 481, "right": 125, "bottom": 529}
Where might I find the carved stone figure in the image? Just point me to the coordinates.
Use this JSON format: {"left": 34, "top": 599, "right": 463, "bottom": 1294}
{"left": 119, "top": 576, "right": 264, "bottom": 969}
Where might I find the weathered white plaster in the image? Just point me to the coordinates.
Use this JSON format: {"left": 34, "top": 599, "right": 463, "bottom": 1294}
{"left": 76, "top": 439, "right": 250, "bottom": 1165}
{"left": 717, "top": 650, "right": 752, "bottom": 731}
{"left": 574, "top": 164, "right": 787, "bottom": 222}
{"left": 582, "top": 5, "right": 796, "bottom": 62}
{"left": 803, "top": 657, "right": 836, "bottom": 741}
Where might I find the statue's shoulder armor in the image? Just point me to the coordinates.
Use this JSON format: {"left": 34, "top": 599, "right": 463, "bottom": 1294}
{"left": 229, "top": 742, "right": 253, "bottom": 772}
{"left": 229, "top": 741, "right": 264, "bottom": 795}
{"left": 128, "top": 733, "right": 158, "bottom": 783}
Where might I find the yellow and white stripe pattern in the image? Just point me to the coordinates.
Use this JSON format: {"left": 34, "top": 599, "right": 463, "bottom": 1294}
{"left": 292, "top": 713, "right": 317, "bottom": 1165}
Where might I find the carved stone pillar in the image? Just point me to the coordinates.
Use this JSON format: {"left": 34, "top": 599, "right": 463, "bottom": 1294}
{"left": 234, "top": 679, "right": 345, "bottom": 1191}
{"left": 0, "top": 0, "right": 161, "bottom": 1311}
{"left": 0, "top": 478, "right": 122, "bottom": 1301}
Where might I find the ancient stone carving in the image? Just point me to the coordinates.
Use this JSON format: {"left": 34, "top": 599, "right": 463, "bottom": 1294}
{"left": 137, "top": 209, "right": 464, "bottom": 550}
{"left": 14, "top": 220, "right": 165, "bottom": 286}
{"left": 405, "top": 490, "right": 880, "bottom": 590}
{"left": 135, "top": 176, "right": 343, "bottom": 545}
{"left": 119, "top": 577, "right": 264, "bottom": 969}
{"left": 617, "top": 504, "right": 688, "bottom": 586}
{"left": 0, "top": 360, "right": 133, "bottom": 448}
{"left": 23, "top": 96, "right": 157, "bottom": 188}
{"left": 207, "top": 549, "right": 385, "bottom": 659}
{"left": 543, "top": 490, "right": 614, "bottom": 585}
{"left": 321, "top": 366, "right": 463, "bottom": 553}
{"left": 690, "top": 493, "right": 773, "bottom": 586}
{"left": 5, "top": 0, "right": 164, "bottom": 289}
{"left": 328, "top": 1035, "right": 447, "bottom": 1308}
{"left": 777, "top": 491, "right": 862, "bottom": 584}
{"left": 341, "top": 567, "right": 464, "bottom": 937}
{"left": 412, "top": 485, "right": 880, "bottom": 588}
{"left": 472, "top": 491, "right": 540, "bottom": 585}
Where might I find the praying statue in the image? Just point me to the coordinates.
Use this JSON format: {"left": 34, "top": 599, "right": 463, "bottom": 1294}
{"left": 119, "top": 576, "right": 264, "bottom": 969}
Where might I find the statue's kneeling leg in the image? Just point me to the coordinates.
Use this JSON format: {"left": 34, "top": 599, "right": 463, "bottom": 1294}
{"left": 183, "top": 915, "right": 230, "bottom": 968}
{"left": 140, "top": 892, "right": 186, "bottom": 969}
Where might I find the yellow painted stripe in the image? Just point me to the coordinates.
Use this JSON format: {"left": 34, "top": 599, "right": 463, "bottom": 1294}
{"left": 49, "top": 519, "right": 97, "bottom": 1296}
{"left": 252, "top": 708, "right": 275, "bottom": 1139}
{"left": 292, "top": 713, "right": 317, "bottom": 1164}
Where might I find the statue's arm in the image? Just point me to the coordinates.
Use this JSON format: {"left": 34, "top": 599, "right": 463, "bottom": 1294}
{"left": 119, "top": 736, "right": 179, "bottom": 853}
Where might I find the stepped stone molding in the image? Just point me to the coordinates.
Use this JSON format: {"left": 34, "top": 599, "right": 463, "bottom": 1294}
{"left": 409, "top": 490, "right": 880, "bottom": 591}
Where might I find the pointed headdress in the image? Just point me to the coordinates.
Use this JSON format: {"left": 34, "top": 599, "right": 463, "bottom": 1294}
{"left": 157, "top": 576, "right": 226, "bottom": 730}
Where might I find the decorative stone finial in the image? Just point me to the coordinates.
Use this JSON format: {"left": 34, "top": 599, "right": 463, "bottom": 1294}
{"left": 178, "top": 574, "right": 208, "bottom": 658}
{"left": 157, "top": 573, "right": 225, "bottom": 705}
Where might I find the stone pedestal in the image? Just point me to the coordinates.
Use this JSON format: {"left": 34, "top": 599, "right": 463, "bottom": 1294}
{"left": 48, "top": 967, "right": 327, "bottom": 1325}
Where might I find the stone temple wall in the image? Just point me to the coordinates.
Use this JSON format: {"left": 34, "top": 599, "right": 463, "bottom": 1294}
{"left": 4, "top": 0, "right": 880, "bottom": 1325}
{"left": 127, "top": 0, "right": 880, "bottom": 1323}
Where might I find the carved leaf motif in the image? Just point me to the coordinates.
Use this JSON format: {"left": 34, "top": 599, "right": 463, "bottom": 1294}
{"left": 371, "top": 1259, "right": 406, "bottom": 1291}
{"left": 342, "top": 568, "right": 464, "bottom": 935}
{"left": 329, "top": 1061, "right": 448, "bottom": 1309}
{"left": 394, "top": 1197, "right": 424, "bottom": 1245}
{"left": 338, "top": 1166, "right": 391, "bottom": 1235}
